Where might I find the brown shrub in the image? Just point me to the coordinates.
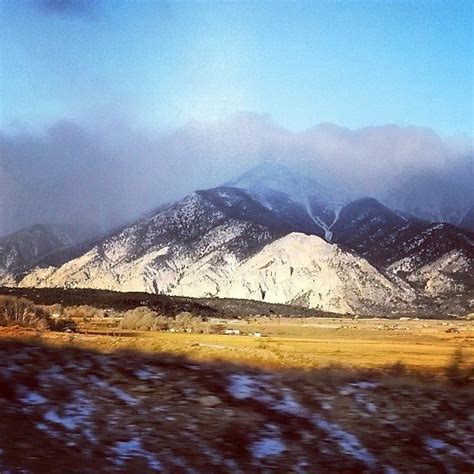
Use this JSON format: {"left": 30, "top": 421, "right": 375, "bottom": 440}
{"left": 62, "top": 305, "right": 105, "bottom": 320}
{"left": 173, "top": 311, "right": 203, "bottom": 332}
{"left": 119, "top": 307, "right": 165, "bottom": 331}
{"left": 117, "top": 308, "right": 209, "bottom": 332}
{"left": 0, "top": 295, "right": 51, "bottom": 330}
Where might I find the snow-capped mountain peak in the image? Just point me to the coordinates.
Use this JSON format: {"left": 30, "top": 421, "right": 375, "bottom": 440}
{"left": 226, "top": 162, "right": 351, "bottom": 241}
{"left": 226, "top": 162, "right": 347, "bottom": 206}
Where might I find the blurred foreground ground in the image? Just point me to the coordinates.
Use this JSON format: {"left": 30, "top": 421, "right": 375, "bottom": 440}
{"left": 1, "top": 322, "right": 473, "bottom": 472}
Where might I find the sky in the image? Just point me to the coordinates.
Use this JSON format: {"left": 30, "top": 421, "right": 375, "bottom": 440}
{"left": 0, "top": 0, "right": 473, "bottom": 237}
{"left": 1, "top": 0, "right": 473, "bottom": 134}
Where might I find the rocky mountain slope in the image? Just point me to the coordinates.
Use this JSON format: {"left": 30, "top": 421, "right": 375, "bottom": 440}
{"left": 0, "top": 224, "right": 78, "bottom": 286}
{"left": 227, "top": 162, "right": 348, "bottom": 240}
{"left": 329, "top": 199, "right": 474, "bottom": 301}
{"left": 18, "top": 189, "right": 414, "bottom": 313}
{"left": 220, "top": 233, "right": 415, "bottom": 314}
{"left": 330, "top": 197, "right": 410, "bottom": 257}
{"left": 19, "top": 189, "right": 275, "bottom": 294}
{"left": 232, "top": 165, "right": 473, "bottom": 282}
{"left": 330, "top": 199, "right": 473, "bottom": 268}
{"left": 390, "top": 249, "right": 473, "bottom": 297}
{"left": 4, "top": 164, "right": 473, "bottom": 314}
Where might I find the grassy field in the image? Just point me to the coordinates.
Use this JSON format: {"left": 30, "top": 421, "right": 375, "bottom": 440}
{"left": 16, "top": 317, "right": 473, "bottom": 375}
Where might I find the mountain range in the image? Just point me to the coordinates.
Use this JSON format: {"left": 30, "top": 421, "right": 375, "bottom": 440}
{"left": 382, "top": 169, "right": 474, "bottom": 232}
{"left": 1, "top": 163, "right": 473, "bottom": 315}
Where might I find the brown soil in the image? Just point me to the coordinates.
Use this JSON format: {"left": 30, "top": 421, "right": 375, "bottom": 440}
{"left": 0, "top": 335, "right": 473, "bottom": 473}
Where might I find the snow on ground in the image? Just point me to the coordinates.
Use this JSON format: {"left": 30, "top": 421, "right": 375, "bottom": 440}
{"left": 41, "top": 390, "right": 97, "bottom": 443}
{"left": 424, "top": 437, "right": 470, "bottom": 461}
{"left": 89, "top": 375, "right": 139, "bottom": 406}
{"left": 227, "top": 373, "right": 261, "bottom": 400}
{"left": 21, "top": 391, "right": 47, "bottom": 405}
{"left": 227, "top": 373, "right": 377, "bottom": 468}
{"left": 251, "top": 436, "right": 286, "bottom": 460}
{"left": 134, "top": 366, "right": 163, "bottom": 381}
{"left": 1, "top": 340, "right": 473, "bottom": 472}
{"left": 112, "top": 437, "right": 163, "bottom": 471}
{"left": 312, "top": 415, "right": 376, "bottom": 467}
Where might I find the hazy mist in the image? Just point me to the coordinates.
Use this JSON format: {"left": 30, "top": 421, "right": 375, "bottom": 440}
{"left": 1, "top": 113, "right": 472, "bottom": 237}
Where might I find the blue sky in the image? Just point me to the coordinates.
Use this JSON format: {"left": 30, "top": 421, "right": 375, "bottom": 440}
{"left": 1, "top": 0, "right": 473, "bottom": 135}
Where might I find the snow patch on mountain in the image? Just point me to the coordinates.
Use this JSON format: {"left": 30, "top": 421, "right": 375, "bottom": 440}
{"left": 21, "top": 219, "right": 263, "bottom": 296}
{"left": 306, "top": 201, "right": 343, "bottom": 242}
{"left": 390, "top": 250, "right": 473, "bottom": 297}
{"left": 306, "top": 201, "right": 332, "bottom": 241}
{"left": 0, "top": 224, "right": 79, "bottom": 284}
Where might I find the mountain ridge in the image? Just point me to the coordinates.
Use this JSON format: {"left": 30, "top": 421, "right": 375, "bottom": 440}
{"left": 2, "top": 164, "right": 473, "bottom": 315}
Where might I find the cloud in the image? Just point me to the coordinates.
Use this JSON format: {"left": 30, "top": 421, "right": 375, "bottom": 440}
{"left": 0, "top": 113, "right": 472, "bottom": 237}
{"left": 32, "top": 0, "right": 99, "bottom": 19}
{"left": 295, "top": 123, "right": 472, "bottom": 195}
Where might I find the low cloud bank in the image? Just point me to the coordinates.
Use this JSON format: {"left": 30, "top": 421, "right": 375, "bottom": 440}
{"left": 1, "top": 113, "right": 472, "bottom": 237}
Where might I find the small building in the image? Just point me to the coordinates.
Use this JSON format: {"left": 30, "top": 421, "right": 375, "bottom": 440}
{"left": 224, "top": 328, "right": 240, "bottom": 335}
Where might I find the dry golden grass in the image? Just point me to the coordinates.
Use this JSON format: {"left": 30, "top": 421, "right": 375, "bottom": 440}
{"left": 14, "top": 317, "right": 472, "bottom": 375}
